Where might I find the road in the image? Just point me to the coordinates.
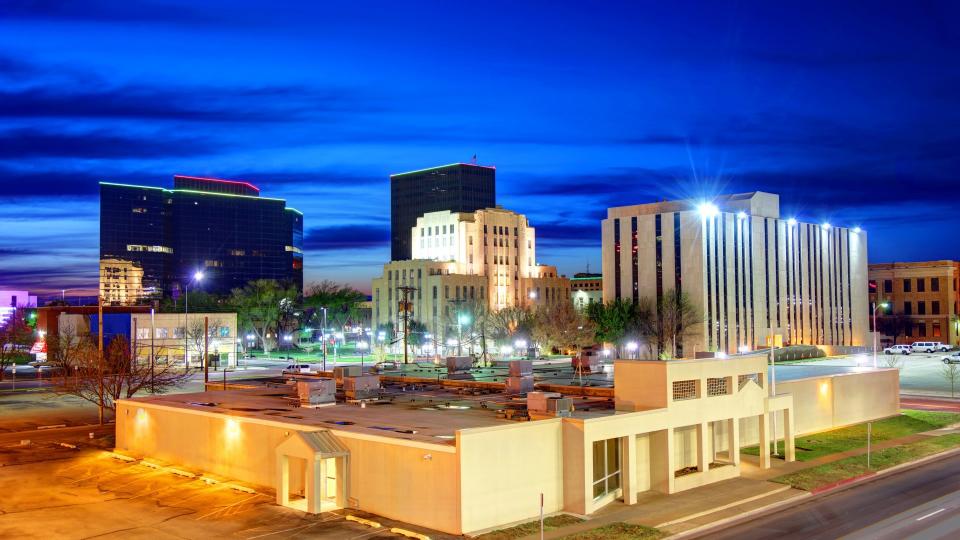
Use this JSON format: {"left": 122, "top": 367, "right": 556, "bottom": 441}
{"left": 901, "top": 395, "right": 960, "bottom": 413}
{"left": 693, "top": 452, "right": 960, "bottom": 540}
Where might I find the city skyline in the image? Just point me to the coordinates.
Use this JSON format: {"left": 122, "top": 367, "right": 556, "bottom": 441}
{"left": 2, "top": 1, "right": 959, "bottom": 296}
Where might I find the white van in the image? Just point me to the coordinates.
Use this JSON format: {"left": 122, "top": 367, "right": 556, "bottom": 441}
{"left": 911, "top": 341, "right": 949, "bottom": 353}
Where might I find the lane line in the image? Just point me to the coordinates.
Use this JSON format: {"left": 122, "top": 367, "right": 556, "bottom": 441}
{"left": 916, "top": 508, "right": 945, "bottom": 521}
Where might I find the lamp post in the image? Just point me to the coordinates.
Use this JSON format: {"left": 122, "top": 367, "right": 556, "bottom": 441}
{"left": 872, "top": 301, "right": 890, "bottom": 368}
{"left": 321, "top": 307, "right": 328, "bottom": 371}
{"left": 626, "top": 341, "right": 639, "bottom": 359}
{"left": 184, "top": 271, "right": 204, "bottom": 368}
{"left": 357, "top": 340, "right": 369, "bottom": 368}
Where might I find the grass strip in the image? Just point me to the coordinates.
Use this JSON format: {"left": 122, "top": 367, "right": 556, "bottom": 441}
{"left": 560, "top": 522, "right": 664, "bottom": 540}
{"left": 772, "top": 433, "right": 960, "bottom": 491}
{"left": 742, "top": 410, "right": 960, "bottom": 461}
{"left": 477, "top": 514, "right": 584, "bottom": 540}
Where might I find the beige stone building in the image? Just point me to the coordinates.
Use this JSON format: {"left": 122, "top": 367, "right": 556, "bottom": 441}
{"left": 571, "top": 272, "right": 603, "bottom": 310}
{"left": 100, "top": 258, "right": 145, "bottom": 306}
{"left": 373, "top": 207, "right": 570, "bottom": 344}
{"left": 868, "top": 261, "right": 960, "bottom": 346}
{"left": 129, "top": 312, "right": 239, "bottom": 368}
{"left": 602, "top": 192, "right": 869, "bottom": 355}
{"left": 115, "top": 353, "right": 898, "bottom": 535}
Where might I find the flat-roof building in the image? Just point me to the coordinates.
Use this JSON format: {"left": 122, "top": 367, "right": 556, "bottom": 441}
{"left": 868, "top": 260, "right": 960, "bottom": 346}
{"left": 100, "top": 175, "right": 303, "bottom": 303}
{"left": 115, "top": 353, "right": 898, "bottom": 535}
{"left": 390, "top": 163, "right": 496, "bottom": 261}
{"left": 602, "top": 192, "right": 869, "bottom": 355}
{"left": 571, "top": 272, "right": 602, "bottom": 310}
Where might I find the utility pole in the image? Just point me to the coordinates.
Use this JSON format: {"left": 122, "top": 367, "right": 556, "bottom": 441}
{"left": 97, "top": 295, "right": 104, "bottom": 425}
{"left": 150, "top": 306, "right": 156, "bottom": 394}
{"left": 448, "top": 298, "right": 468, "bottom": 357}
{"left": 397, "top": 286, "right": 418, "bottom": 364}
{"left": 203, "top": 316, "right": 209, "bottom": 386}
{"left": 321, "top": 307, "right": 328, "bottom": 372}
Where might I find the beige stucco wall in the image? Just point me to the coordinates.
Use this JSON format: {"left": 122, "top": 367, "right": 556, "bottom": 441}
{"left": 458, "top": 420, "right": 564, "bottom": 534}
{"left": 115, "top": 400, "right": 462, "bottom": 534}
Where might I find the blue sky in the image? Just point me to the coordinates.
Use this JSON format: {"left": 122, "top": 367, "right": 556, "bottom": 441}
{"left": 1, "top": 1, "right": 958, "bottom": 297}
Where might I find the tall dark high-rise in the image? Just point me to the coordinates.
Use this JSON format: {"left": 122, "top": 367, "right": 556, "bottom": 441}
{"left": 390, "top": 163, "right": 496, "bottom": 260}
{"left": 99, "top": 175, "right": 303, "bottom": 304}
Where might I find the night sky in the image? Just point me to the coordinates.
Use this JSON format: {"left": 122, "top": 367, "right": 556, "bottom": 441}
{"left": 2, "top": 1, "right": 958, "bottom": 297}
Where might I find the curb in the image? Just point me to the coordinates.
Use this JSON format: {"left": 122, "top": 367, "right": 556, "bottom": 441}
{"left": 668, "top": 445, "right": 960, "bottom": 539}
{"left": 809, "top": 472, "right": 874, "bottom": 494}
{"left": 654, "top": 484, "right": 792, "bottom": 528}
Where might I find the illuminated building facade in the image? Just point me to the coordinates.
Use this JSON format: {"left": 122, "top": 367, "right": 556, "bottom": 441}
{"left": 390, "top": 163, "right": 496, "bottom": 261}
{"left": 868, "top": 260, "right": 960, "bottom": 346}
{"left": 100, "top": 175, "right": 303, "bottom": 303}
{"left": 372, "top": 207, "right": 570, "bottom": 345}
{"left": 602, "top": 192, "right": 869, "bottom": 355}
{"left": 571, "top": 272, "right": 603, "bottom": 310}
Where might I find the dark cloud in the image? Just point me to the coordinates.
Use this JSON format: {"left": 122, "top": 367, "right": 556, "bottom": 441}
{"left": 303, "top": 224, "right": 390, "bottom": 251}
{"left": 0, "top": 128, "right": 215, "bottom": 158}
{"left": 534, "top": 222, "right": 601, "bottom": 248}
{"left": 2, "top": 0, "right": 213, "bottom": 24}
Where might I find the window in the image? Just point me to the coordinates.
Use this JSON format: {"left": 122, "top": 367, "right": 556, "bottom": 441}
{"left": 918, "top": 301, "right": 926, "bottom": 315}
{"left": 904, "top": 301, "right": 912, "bottom": 315}
{"left": 884, "top": 280, "right": 892, "bottom": 293}
{"left": 918, "top": 323, "right": 927, "bottom": 337}
{"left": 136, "top": 328, "right": 150, "bottom": 339}
{"left": 591, "top": 438, "right": 621, "bottom": 499}
{"left": 933, "top": 301, "right": 941, "bottom": 315}
{"left": 707, "top": 377, "right": 731, "bottom": 396}
{"left": 738, "top": 373, "right": 763, "bottom": 390}
{"left": 219, "top": 326, "right": 230, "bottom": 337}
{"left": 917, "top": 278, "right": 926, "bottom": 292}
{"left": 933, "top": 322, "right": 942, "bottom": 337}
{"left": 672, "top": 380, "right": 698, "bottom": 401}
{"left": 171, "top": 327, "right": 182, "bottom": 338}
{"left": 932, "top": 277, "right": 940, "bottom": 292}
{"left": 903, "top": 279, "right": 911, "bottom": 293}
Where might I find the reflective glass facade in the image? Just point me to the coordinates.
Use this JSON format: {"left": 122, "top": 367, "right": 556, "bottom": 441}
{"left": 390, "top": 163, "right": 495, "bottom": 260}
{"left": 100, "top": 176, "right": 303, "bottom": 304}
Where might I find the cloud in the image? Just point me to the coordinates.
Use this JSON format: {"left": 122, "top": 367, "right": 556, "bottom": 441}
{"left": 303, "top": 224, "right": 390, "bottom": 251}
{"left": 0, "top": 128, "right": 216, "bottom": 158}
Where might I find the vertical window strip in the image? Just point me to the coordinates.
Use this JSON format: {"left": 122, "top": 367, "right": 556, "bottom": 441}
{"left": 775, "top": 220, "right": 781, "bottom": 329}
{"left": 706, "top": 216, "right": 713, "bottom": 350}
{"left": 785, "top": 222, "right": 792, "bottom": 343}
{"left": 721, "top": 214, "right": 729, "bottom": 352}
{"left": 714, "top": 215, "right": 722, "bottom": 349}
{"left": 614, "top": 218, "right": 621, "bottom": 300}
{"left": 733, "top": 213, "right": 741, "bottom": 348}
{"left": 632, "top": 217, "right": 639, "bottom": 303}
{"left": 764, "top": 218, "right": 771, "bottom": 331}
{"left": 674, "top": 212, "right": 683, "bottom": 356}
{"left": 847, "top": 229, "right": 854, "bottom": 345}
{"left": 655, "top": 214, "right": 664, "bottom": 351}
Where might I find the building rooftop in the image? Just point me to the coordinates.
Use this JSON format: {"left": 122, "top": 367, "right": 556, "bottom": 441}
{"left": 390, "top": 162, "right": 496, "bottom": 178}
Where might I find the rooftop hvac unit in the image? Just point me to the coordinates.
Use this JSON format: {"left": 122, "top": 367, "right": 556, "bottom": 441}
{"left": 446, "top": 356, "right": 473, "bottom": 373}
{"left": 297, "top": 379, "right": 335, "bottom": 407}
{"left": 334, "top": 365, "right": 362, "bottom": 385}
{"left": 508, "top": 360, "right": 533, "bottom": 377}
{"left": 546, "top": 397, "right": 573, "bottom": 417}
{"left": 527, "top": 391, "right": 561, "bottom": 412}
{"left": 505, "top": 375, "right": 534, "bottom": 394}
{"left": 343, "top": 374, "right": 380, "bottom": 400}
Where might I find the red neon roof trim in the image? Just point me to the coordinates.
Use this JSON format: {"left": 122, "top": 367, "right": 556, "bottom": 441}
{"left": 174, "top": 174, "right": 260, "bottom": 192}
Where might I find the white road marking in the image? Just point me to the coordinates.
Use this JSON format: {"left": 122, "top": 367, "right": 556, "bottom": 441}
{"left": 916, "top": 508, "right": 945, "bottom": 521}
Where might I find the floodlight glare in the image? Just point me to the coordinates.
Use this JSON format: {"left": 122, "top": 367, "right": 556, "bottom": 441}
{"left": 736, "top": 211, "right": 747, "bottom": 220}
{"left": 697, "top": 202, "right": 719, "bottom": 219}
{"left": 853, "top": 226, "right": 862, "bottom": 234}
{"left": 193, "top": 271, "right": 204, "bottom": 281}
{"left": 787, "top": 218, "right": 797, "bottom": 227}
{"left": 822, "top": 222, "right": 832, "bottom": 230}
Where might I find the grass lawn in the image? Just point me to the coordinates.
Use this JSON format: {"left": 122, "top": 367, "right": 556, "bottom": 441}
{"left": 743, "top": 410, "right": 960, "bottom": 461}
{"left": 560, "top": 523, "right": 664, "bottom": 540}
{"left": 477, "top": 515, "right": 584, "bottom": 540}
{"left": 773, "top": 433, "right": 960, "bottom": 491}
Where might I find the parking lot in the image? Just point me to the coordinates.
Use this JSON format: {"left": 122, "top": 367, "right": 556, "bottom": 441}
{"left": 776, "top": 351, "right": 960, "bottom": 397}
{"left": 0, "top": 448, "right": 453, "bottom": 539}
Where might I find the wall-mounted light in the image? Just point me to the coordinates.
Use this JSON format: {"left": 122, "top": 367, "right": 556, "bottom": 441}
{"left": 853, "top": 227, "right": 862, "bottom": 234}
{"left": 697, "top": 202, "right": 719, "bottom": 219}
{"left": 736, "top": 211, "right": 747, "bottom": 220}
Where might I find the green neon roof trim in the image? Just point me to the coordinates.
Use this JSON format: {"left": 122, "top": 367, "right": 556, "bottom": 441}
{"left": 171, "top": 189, "right": 287, "bottom": 202}
{"left": 285, "top": 207, "right": 304, "bottom": 215}
{"left": 570, "top": 276, "right": 602, "bottom": 281}
{"left": 99, "top": 181, "right": 170, "bottom": 191}
{"left": 390, "top": 162, "right": 495, "bottom": 177}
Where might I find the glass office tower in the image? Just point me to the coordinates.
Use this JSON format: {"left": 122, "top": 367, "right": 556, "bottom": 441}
{"left": 390, "top": 163, "right": 496, "bottom": 260}
{"left": 100, "top": 175, "right": 303, "bottom": 304}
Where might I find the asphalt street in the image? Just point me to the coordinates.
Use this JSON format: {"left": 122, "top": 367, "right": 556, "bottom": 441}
{"left": 693, "top": 452, "right": 960, "bottom": 540}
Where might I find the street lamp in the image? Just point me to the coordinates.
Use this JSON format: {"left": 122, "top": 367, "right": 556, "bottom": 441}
{"left": 626, "top": 341, "right": 639, "bottom": 359}
{"left": 872, "top": 301, "right": 890, "bottom": 368}
{"left": 184, "top": 271, "right": 204, "bottom": 368}
{"left": 357, "top": 340, "right": 369, "bottom": 368}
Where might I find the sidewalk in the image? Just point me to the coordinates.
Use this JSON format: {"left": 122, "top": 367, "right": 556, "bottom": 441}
{"left": 517, "top": 477, "right": 801, "bottom": 540}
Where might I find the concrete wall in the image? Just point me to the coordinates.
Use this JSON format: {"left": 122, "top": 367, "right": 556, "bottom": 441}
{"left": 458, "top": 420, "right": 564, "bottom": 535}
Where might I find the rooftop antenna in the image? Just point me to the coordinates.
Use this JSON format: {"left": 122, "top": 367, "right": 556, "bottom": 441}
{"left": 470, "top": 154, "right": 478, "bottom": 165}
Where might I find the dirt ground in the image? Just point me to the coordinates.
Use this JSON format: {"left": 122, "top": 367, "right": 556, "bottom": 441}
{"left": 0, "top": 447, "right": 453, "bottom": 539}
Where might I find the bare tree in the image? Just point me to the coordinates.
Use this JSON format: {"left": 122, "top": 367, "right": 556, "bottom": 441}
{"left": 0, "top": 308, "right": 34, "bottom": 381}
{"left": 185, "top": 317, "right": 225, "bottom": 365}
{"left": 942, "top": 362, "right": 960, "bottom": 398}
{"left": 51, "top": 334, "right": 193, "bottom": 419}
{"left": 659, "top": 289, "right": 703, "bottom": 359}
{"left": 531, "top": 301, "right": 596, "bottom": 355}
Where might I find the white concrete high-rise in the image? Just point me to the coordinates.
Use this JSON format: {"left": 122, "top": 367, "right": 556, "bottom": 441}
{"left": 602, "top": 192, "right": 869, "bottom": 355}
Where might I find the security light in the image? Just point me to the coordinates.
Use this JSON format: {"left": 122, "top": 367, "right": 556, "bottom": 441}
{"left": 697, "top": 202, "right": 719, "bottom": 219}
{"left": 787, "top": 218, "right": 797, "bottom": 227}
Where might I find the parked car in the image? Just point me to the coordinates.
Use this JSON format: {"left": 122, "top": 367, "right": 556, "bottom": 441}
{"left": 943, "top": 352, "right": 960, "bottom": 365}
{"left": 282, "top": 363, "right": 317, "bottom": 374}
{"left": 912, "top": 341, "right": 950, "bottom": 353}
{"left": 884, "top": 344, "right": 912, "bottom": 355}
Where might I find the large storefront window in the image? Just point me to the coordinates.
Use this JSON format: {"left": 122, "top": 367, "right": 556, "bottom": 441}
{"left": 592, "top": 438, "right": 621, "bottom": 499}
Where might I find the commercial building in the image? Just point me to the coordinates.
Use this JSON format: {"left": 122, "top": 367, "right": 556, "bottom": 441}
{"left": 115, "top": 353, "right": 898, "bottom": 535}
{"left": 602, "top": 192, "right": 869, "bottom": 355}
{"left": 868, "top": 261, "right": 960, "bottom": 346}
{"left": 100, "top": 175, "right": 303, "bottom": 304}
{"left": 390, "top": 163, "right": 496, "bottom": 261}
{"left": 0, "top": 290, "right": 37, "bottom": 327}
{"left": 372, "top": 207, "right": 570, "bottom": 346}
{"left": 571, "top": 273, "right": 602, "bottom": 310}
